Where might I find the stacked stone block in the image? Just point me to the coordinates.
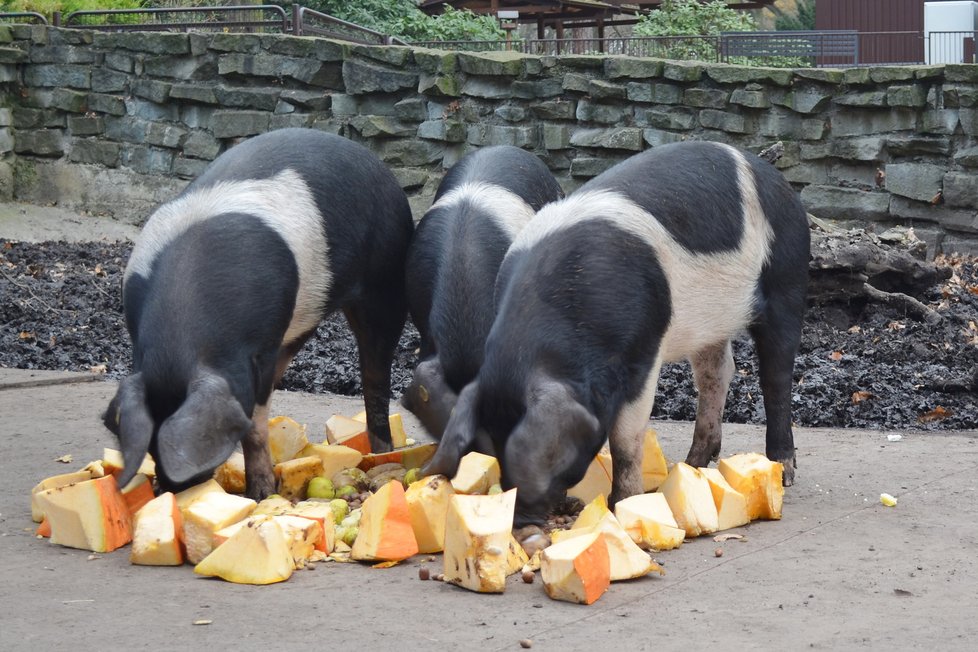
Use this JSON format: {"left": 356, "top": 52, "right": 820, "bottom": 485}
{"left": 0, "top": 25, "right": 975, "bottom": 254}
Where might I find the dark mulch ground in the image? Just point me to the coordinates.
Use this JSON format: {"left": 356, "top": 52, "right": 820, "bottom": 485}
{"left": 2, "top": 238, "right": 976, "bottom": 431}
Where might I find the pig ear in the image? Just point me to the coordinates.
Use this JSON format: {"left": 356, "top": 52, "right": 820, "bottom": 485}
{"left": 504, "top": 376, "right": 600, "bottom": 497}
{"left": 103, "top": 373, "right": 155, "bottom": 489}
{"left": 156, "top": 370, "right": 252, "bottom": 485}
{"left": 422, "top": 381, "right": 481, "bottom": 478}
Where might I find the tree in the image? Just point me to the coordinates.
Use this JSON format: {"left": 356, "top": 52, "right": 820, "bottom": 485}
{"left": 305, "top": 0, "right": 503, "bottom": 42}
{"left": 776, "top": 0, "right": 816, "bottom": 31}
{"left": 633, "top": 0, "right": 755, "bottom": 61}
{"left": 634, "top": 0, "right": 756, "bottom": 38}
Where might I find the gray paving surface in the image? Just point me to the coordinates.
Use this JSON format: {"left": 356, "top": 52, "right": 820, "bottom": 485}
{"left": 1, "top": 370, "right": 975, "bottom": 651}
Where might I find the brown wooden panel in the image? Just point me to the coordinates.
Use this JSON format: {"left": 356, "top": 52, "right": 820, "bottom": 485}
{"left": 816, "top": 0, "right": 924, "bottom": 63}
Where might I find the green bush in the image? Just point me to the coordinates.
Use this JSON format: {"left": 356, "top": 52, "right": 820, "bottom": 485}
{"left": 300, "top": 0, "right": 503, "bottom": 42}
{"left": 1, "top": 0, "right": 144, "bottom": 16}
{"left": 634, "top": 0, "right": 753, "bottom": 61}
{"left": 635, "top": 0, "right": 755, "bottom": 38}
{"left": 635, "top": 0, "right": 809, "bottom": 67}
{"left": 387, "top": 6, "right": 503, "bottom": 42}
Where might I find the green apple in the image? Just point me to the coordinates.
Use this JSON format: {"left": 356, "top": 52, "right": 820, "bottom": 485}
{"left": 329, "top": 498, "right": 350, "bottom": 523}
{"left": 306, "top": 477, "right": 335, "bottom": 500}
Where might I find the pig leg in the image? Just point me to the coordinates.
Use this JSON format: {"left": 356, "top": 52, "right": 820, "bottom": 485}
{"left": 749, "top": 310, "right": 804, "bottom": 486}
{"left": 608, "top": 360, "right": 662, "bottom": 507}
{"left": 244, "top": 401, "right": 276, "bottom": 500}
{"left": 243, "top": 343, "right": 303, "bottom": 500}
{"left": 685, "top": 340, "right": 735, "bottom": 468}
{"left": 344, "top": 292, "right": 407, "bottom": 454}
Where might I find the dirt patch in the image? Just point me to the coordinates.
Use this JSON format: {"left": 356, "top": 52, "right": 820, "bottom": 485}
{"left": 2, "top": 239, "right": 975, "bottom": 431}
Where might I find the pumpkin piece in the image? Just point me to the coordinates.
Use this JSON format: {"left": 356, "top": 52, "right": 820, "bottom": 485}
{"left": 273, "top": 456, "right": 324, "bottom": 501}
{"left": 36, "top": 517, "right": 51, "bottom": 538}
{"left": 174, "top": 478, "right": 225, "bottom": 511}
{"left": 213, "top": 514, "right": 321, "bottom": 568}
{"left": 299, "top": 443, "right": 363, "bottom": 480}
{"left": 253, "top": 495, "right": 292, "bottom": 516}
{"left": 182, "top": 492, "right": 257, "bottom": 564}
{"left": 350, "top": 411, "right": 408, "bottom": 449}
{"left": 641, "top": 428, "right": 669, "bottom": 492}
{"left": 388, "top": 413, "right": 409, "bottom": 449}
{"left": 541, "top": 531, "right": 611, "bottom": 605}
{"left": 130, "top": 492, "right": 184, "bottom": 566}
{"left": 351, "top": 480, "right": 418, "bottom": 562}
{"left": 442, "top": 489, "right": 517, "bottom": 593}
{"left": 324, "top": 415, "right": 371, "bottom": 455}
{"left": 566, "top": 447, "right": 612, "bottom": 504}
{"left": 121, "top": 473, "right": 156, "bottom": 517}
{"left": 658, "top": 462, "right": 720, "bottom": 537}
{"left": 194, "top": 516, "right": 293, "bottom": 585}
{"left": 34, "top": 474, "right": 133, "bottom": 553}
{"left": 102, "top": 447, "right": 156, "bottom": 479}
{"left": 699, "top": 467, "right": 750, "bottom": 531}
{"left": 285, "top": 501, "right": 336, "bottom": 553}
{"left": 571, "top": 494, "right": 612, "bottom": 530}
{"left": 717, "top": 453, "right": 784, "bottom": 521}
{"left": 553, "top": 511, "right": 661, "bottom": 582}
{"left": 506, "top": 534, "right": 529, "bottom": 575}
{"left": 31, "top": 468, "right": 102, "bottom": 522}
{"left": 358, "top": 443, "right": 437, "bottom": 473}
{"left": 405, "top": 474, "right": 455, "bottom": 554}
{"left": 213, "top": 452, "right": 246, "bottom": 494}
{"left": 614, "top": 493, "right": 686, "bottom": 551}
{"left": 267, "top": 416, "right": 309, "bottom": 464}
{"left": 450, "top": 452, "right": 501, "bottom": 495}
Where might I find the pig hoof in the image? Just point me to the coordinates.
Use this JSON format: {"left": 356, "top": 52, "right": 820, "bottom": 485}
{"left": 369, "top": 437, "right": 394, "bottom": 454}
{"left": 685, "top": 441, "right": 721, "bottom": 468}
{"left": 780, "top": 458, "right": 796, "bottom": 487}
{"left": 514, "top": 525, "right": 550, "bottom": 558}
{"left": 246, "top": 473, "right": 277, "bottom": 501}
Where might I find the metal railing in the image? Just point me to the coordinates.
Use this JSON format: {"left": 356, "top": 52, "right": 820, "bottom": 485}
{"left": 291, "top": 6, "right": 406, "bottom": 45}
{"left": 3, "top": 5, "right": 402, "bottom": 44}
{"left": 0, "top": 11, "right": 48, "bottom": 25}
{"left": 413, "top": 35, "right": 721, "bottom": 60}
{"left": 928, "top": 30, "right": 978, "bottom": 64}
{"left": 720, "top": 30, "right": 858, "bottom": 66}
{"left": 1, "top": 8, "right": 975, "bottom": 66}
{"left": 61, "top": 5, "right": 289, "bottom": 33}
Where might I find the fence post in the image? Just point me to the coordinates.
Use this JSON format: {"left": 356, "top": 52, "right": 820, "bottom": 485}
{"left": 292, "top": 4, "right": 301, "bottom": 36}
{"left": 52, "top": 11, "right": 60, "bottom": 26}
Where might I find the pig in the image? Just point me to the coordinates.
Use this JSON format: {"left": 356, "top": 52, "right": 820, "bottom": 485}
{"left": 423, "top": 141, "right": 810, "bottom": 550}
{"left": 401, "top": 145, "right": 564, "bottom": 439}
{"left": 103, "top": 128, "right": 414, "bottom": 499}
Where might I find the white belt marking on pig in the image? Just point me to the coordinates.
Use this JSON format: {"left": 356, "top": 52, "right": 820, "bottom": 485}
{"left": 124, "top": 169, "right": 330, "bottom": 344}
{"left": 509, "top": 144, "right": 772, "bottom": 363}
{"left": 430, "top": 182, "right": 536, "bottom": 238}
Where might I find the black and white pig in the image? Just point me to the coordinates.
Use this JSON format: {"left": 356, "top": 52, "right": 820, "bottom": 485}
{"left": 423, "top": 141, "right": 810, "bottom": 548}
{"left": 401, "top": 145, "right": 564, "bottom": 438}
{"left": 104, "top": 128, "right": 414, "bottom": 498}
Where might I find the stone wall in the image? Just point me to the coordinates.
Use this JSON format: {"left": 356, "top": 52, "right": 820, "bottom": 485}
{"left": 1, "top": 24, "right": 977, "bottom": 255}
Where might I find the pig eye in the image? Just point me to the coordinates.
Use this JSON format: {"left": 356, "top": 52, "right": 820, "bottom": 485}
{"left": 419, "top": 385, "right": 429, "bottom": 403}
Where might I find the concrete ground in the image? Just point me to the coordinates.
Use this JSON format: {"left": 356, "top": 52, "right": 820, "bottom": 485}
{"left": 2, "top": 203, "right": 977, "bottom": 649}
{"left": 0, "top": 201, "right": 140, "bottom": 243}
{"left": 1, "top": 368, "right": 976, "bottom": 651}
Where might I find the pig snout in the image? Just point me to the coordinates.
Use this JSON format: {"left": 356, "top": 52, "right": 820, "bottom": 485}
{"left": 400, "top": 358, "right": 457, "bottom": 440}
{"left": 107, "top": 369, "right": 253, "bottom": 491}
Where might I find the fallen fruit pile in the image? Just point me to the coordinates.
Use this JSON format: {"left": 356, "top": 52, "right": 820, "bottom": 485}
{"left": 31, "top": 412, "right": 784, "bottom": 605}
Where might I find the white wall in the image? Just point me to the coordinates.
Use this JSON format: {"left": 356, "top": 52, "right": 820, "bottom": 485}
{"left": 925, "top": 1, "right": 978, "bottom": 63}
